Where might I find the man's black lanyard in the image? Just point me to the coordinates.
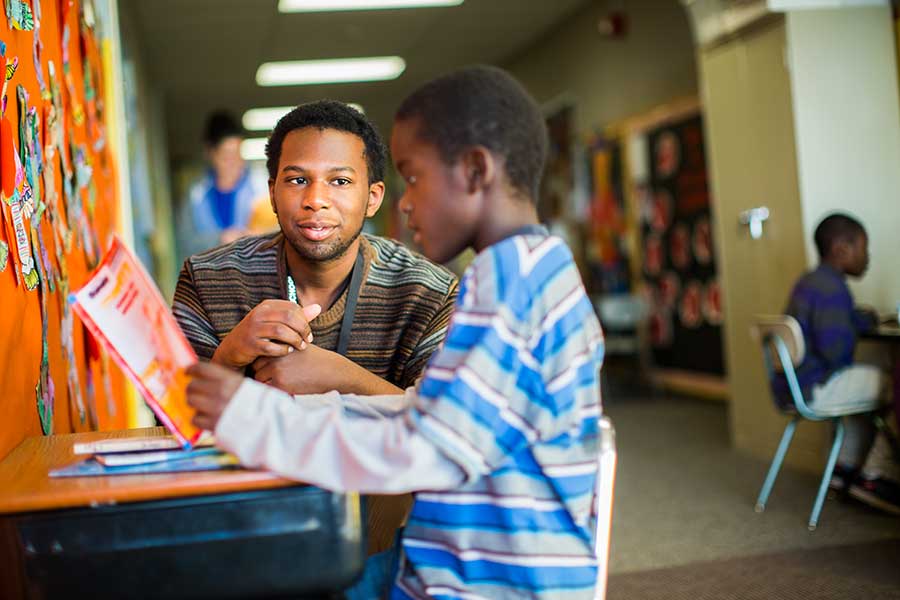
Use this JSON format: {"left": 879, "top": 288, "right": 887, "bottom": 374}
{"left": 286, "top": 250, "right": 364, "bottom": 357}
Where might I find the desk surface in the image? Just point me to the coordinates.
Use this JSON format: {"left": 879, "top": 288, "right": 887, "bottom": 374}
{"left": 862, "top": 324, "right": 900, "bottom": 340}
{"left": 0, "top": 427, "right": 296, "bottom": 515}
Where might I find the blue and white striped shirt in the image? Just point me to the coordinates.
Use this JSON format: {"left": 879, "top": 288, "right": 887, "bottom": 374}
{"left": 395, "top": 232, "right": 606, "bottom": 599}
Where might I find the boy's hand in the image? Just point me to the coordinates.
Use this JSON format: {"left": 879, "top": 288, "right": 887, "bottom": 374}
{"left": 211, "top": 302, "right": 322, "bottom": 370}
{"left": 186, "top": 361, "right": 246, "bottom": 431}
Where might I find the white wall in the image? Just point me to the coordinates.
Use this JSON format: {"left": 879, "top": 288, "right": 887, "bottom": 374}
{"left": 506, "top": 0, "right": 698, "bottom": 136}
{"left": 786, "top": 7, "right": 900, "bottom": 312}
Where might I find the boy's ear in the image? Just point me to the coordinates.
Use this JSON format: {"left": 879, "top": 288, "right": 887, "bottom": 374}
{"left": 366, "top": 181, "right": 386, "bottom": 217}
{"left": 462, "top": 146, "right": 496, "bottom": 194}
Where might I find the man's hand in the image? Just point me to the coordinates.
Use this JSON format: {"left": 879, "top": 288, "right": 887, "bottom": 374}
{"left": 253, "top": 345, "right": 403, "bottom": 396}
{"left": 212, "top": 301, "right": 321, "bottom": 370}
{"left": 186, "top": 361, "right": 246, "bottom": 431}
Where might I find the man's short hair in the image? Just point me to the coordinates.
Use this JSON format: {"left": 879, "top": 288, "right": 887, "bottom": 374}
{"left": 395, "top": 65, "right": 549, "bottom": 202}
{"left": 265, "top": 100, "right": 387, "bottom": 184}
{"left": 814, "top": 213, "right": 866, "bottom": 258}
{"left": 204, "top": 110, "right": 242, "bottom": 148}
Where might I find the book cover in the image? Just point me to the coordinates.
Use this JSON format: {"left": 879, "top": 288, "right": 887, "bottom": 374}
{"left": 73, "top": 433, "right": 215, "bottom": 455}
{"left": 94, "top": 447, "right": 221, "bottom": 467}
{"left": 50, "top": 451, "right": 240, "bottom": 477}
{"left": 70, "top": 236, "right": 200, "bottom": 448}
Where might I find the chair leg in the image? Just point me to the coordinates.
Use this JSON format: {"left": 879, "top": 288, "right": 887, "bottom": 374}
{"left": 756, "top": 417, "right": 798, "bottom": 513}
{"left": 809, "top": 418, "right": 844, "bottom": 531}
{"left": 871, "top": 413, "right": 900, "bottom": 465}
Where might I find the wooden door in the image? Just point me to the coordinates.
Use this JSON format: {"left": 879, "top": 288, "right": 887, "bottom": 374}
{"left": 700, "top": 18, "right": 825, "bottom": 471}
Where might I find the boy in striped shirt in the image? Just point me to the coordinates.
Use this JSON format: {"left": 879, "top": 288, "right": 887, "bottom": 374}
{"left": 187, "top": 66, "right": 606, "bottom": 599}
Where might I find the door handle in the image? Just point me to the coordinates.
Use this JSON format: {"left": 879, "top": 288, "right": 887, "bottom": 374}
{"left": 739, "top": 206, "right": 769, "bottom": 239}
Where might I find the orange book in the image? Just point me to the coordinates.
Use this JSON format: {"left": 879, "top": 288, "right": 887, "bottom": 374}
{"left": 71, "top": 236, "right": 200, "bottom": 447}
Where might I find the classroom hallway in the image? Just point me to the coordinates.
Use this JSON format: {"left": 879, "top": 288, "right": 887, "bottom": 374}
{"left": 602, "top": 376, "right": 900, "bottom": 600}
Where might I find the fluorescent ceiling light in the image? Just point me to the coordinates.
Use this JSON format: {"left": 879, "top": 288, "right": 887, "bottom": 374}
{"left": 240, "top": 137, "right": 268, "bottom": 161}
{"left": 243, "top": 104, "right": 364, "bottom": 131}
{"left": 279, "top": 0, "right": 463, "bottom": 12}
{"left": 257, "top": 57, "right": 405, "bottom": 86}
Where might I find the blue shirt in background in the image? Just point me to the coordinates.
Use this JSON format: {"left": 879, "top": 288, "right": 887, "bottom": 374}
{"left": 207, "top": 171, "right": 242, "bottom": 229}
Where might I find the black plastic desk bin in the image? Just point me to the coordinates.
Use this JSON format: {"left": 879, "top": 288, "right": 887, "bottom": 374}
{"left": 5, "top": 486, "right": 365, "bottom": 599}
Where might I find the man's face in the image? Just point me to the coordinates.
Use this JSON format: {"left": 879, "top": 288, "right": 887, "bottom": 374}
{"left": 390, "top": 117, "right": 479, "bottom": 264}
{"left": 269, "top": 127, "right": 384, "bottom": 263}
{"left": 208, "top": 136, "right": 244, "bottom": 180}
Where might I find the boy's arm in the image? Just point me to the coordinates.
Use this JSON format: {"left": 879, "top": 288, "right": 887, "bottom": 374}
{"left": 191, "top": 366, "right": 465, "bottom": 493}
{"left": 852, "top": 307, "right": 878, "bottom": 333}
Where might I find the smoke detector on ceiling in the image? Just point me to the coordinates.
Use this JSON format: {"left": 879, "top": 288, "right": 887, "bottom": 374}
{"left": 597, "top": 11, "right": 628, "bottom": 38}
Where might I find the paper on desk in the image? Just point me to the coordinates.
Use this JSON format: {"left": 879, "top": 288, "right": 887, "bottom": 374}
{"left": 70, "top": 236, "right": 200, "bottom": 448}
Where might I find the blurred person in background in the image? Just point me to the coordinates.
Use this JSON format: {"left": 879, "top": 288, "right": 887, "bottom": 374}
{"left": 177, "top": 110, "right": 275, "bottom": 259}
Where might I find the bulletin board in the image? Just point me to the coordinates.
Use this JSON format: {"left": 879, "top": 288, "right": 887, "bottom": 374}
{"left": 0, "top": 0, "right": 126, "bottom": 461}
{"left": 639, "top": 113, "right": 723, "bottom": 375}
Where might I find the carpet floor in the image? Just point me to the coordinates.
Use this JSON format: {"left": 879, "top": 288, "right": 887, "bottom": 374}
{"left": 607, "top": 538, "right": 900, "bottom": 600}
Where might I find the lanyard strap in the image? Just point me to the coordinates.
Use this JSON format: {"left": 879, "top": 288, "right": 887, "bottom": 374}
{"left": 286, "top": 249, "right": 365, "bottom": 357}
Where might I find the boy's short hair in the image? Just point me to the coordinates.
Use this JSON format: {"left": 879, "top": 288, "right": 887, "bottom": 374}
{"left": 204, "top": 110, "right": 243, "bottom": 148}
{"left": 265, "top": 100, "right": 387, "bottom": 184}
{"left": 395, "top": 65, "right": 549, "bottom": 202}
{"left": 814, "top": 213, "right": 866, "bottom": 258}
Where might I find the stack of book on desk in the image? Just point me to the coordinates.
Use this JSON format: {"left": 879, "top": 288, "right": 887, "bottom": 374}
{"left": 51, "top": 434, "right": 240, "bottom": 477}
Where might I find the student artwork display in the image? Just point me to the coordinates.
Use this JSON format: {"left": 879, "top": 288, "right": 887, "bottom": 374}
{"left": 586, "top": 137, "right": 631, "bottom": 295}
{"left": 0, "top": 0, "right": 125, "bottom": 458}
{"left": 639, "top": 114, "right": 724, "bottom": 375}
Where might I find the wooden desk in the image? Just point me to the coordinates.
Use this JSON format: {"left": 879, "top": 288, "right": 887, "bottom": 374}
{"left": 0, "top": 427, "right": 364, "bottom": 599}
{"left": 861, "top": 325, "right": 900, "bottom": 433}
{"left": 861, "top": 324, "right": 900, "bottom": 341}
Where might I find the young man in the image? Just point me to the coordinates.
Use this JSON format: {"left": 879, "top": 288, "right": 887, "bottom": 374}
{"left": 778, "top": 213, "right": 899, "bottom": 513}
{"left": 173, "top": 101, "right": 459, "bottom": 553}
{"left": 186, "top": 67, "right": 606, "bottom": 599}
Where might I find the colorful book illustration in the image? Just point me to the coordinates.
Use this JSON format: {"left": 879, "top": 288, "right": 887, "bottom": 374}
{"left": 50, "top": 450, "right": 240, "bottom": 478}
{"left": 70, "top": 236, "right": 200, "bottom": 447}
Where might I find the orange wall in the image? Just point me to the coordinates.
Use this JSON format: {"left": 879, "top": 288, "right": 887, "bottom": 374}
{"left": 0, "top": 0, "right": 126, "bottom": 460}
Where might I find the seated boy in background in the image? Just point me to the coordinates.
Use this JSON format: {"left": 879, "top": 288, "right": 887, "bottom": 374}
{"left": 186, "top": 65, "right": 606, "bottom": 599}
{"left": 777, "top": 213, "right": 898, "bottom": 514}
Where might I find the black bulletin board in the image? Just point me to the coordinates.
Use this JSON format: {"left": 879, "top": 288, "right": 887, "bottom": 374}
{"left": 640, "top": 114, "right": 724, "bottom": 375}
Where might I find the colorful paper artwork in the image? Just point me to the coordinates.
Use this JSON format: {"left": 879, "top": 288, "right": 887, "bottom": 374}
{"left": 693, "top": 217, "right": 712, "bottom": 265}
{"left": 679, "top": 281, "right": 703, "bottom": 329}
{"left": 0, "top": 0, "right": 125, "bottom": 438}
{"left": 669, "top": 223, "right": 691, "bottom": 270}
{"left": 4, "top": 0, "right": 34, "bottom": 31}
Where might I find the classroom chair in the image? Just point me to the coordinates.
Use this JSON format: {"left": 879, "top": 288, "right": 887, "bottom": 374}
{"left": 594, "top": 416, "right": 617, "bottom": 600}
{"left": 751, "top": 315, "right": 896, "bottom": 530}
